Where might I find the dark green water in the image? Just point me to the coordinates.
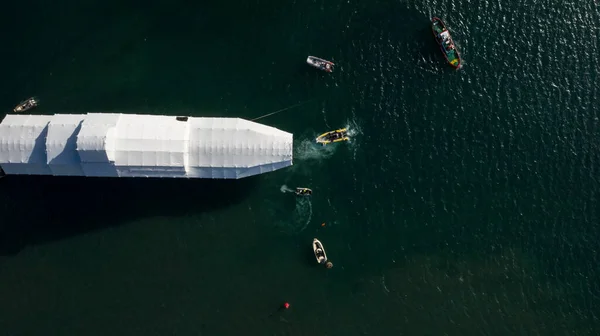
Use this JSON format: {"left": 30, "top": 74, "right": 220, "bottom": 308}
{"left": 1, "top": 0, "right": 600, "bottom": 335}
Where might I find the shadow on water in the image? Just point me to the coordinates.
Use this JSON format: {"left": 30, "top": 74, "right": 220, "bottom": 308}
{"left": 0, "top": 175, "right": 256, "bottom": 256}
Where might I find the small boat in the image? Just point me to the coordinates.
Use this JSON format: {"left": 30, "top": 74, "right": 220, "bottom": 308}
{"left": 315, "top": 128, "right": 349, "bottom": 145}
{"left": 295, "top": 187, "right": 313, "bottom": 196}
{"left": 13, "top": 97, "right": 39, "bottom": 113}
{"left": 431, "top": 17, "right": 462, "bottom": 69}
{"left": 306, "top": 56, "right": 334, "bottom": 73}
{"left": 313, "top": 238, "right": 328, "bottom": 264}
{"left": 313, "top": 238, "right": 333, "bottom": 268}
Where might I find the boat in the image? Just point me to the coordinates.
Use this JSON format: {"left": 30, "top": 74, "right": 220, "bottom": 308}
{"left": 315, "top": 128, "right": 348, "bottom": 145}
{"left": 0, "top": 113, "right": 293, "bottom": 179}
{"left": 431, "top": 17, "right": 462, "bottom": 69}
{"left": 313, "top": 238, "right": 333, "bottom": 268}
{"left": 13, "top": 97, "right": 39, "bottom": 113}
{"left": 295, "top": 187, "right": 312, "bottom": 196}
{"left": 313, "top": 238, "right": 328, "bottom": 264}
{"left": 306, "top": 56, "right": 334, "bottom": 73}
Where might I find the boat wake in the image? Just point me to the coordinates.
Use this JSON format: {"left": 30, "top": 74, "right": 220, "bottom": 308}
{"left": 271, "top": 196, "right": 313, "bottom": 234}
{"left": 295, "top": 197, "right": 313, "bottom": 233}
{"left": 294, "top": 138, "right": 337, "bottom": 161}
{"left": 345, "top": 119, "right": 363, "bottom": 140}
{"left": 280, "top": 185, "right": 294, "bottom": 193}
{"left": 344, "top": 119, "right": 363, "bottom": 162}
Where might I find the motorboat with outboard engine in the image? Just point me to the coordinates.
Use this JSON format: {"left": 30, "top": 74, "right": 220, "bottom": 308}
{"left": 313, "top": 238, "right": 328, "bottom": 264}
{"left": 295, "top": 187, "right": 313, "bottom": 196}
{"left": 313, "top": 238, "right": 333, "bottom": 268}
{"left": 13, "top": 97, "right": 39, "bottom": 113}
{"left": 431, "top": 17, "right": 462, "bottom": 69}
{"left": 306, "top": 56, "right": 334, "bottom": 73}
{"left": 315, "top": 128, "right": 348, "bottom": 145}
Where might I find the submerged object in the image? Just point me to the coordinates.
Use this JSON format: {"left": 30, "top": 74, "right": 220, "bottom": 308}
{"left": 431, "top": 17, "right": 462, "bottom": 69}
{"left": 295, "top": 187, "right": 312, "bottom": 196}
{"left": 13, "top": 97, "right": 39, "bottom": 113}
{"left": 315, "top": 128, "right": 348, "bottom": 145}
{"left": 0, "top": 113, "right": 293, "bottom": 179}
{"left": 306, "top": 56, "right": 334, "bottom": 73}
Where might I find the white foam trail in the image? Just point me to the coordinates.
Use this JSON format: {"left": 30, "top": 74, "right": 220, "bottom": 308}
{"left": 343, "top": 119, "right": 363, "bottom": 159}
{"left": 297, "top": 198, "right": 312, "bottom": 233}
{"left": 295, "top": 138, "right": 336, "bottom": 161}
{"left": 280, "top": 185, "right": 294, "bottom": 193}
{"left": 345, "top": 119, "right": 363, "bottom": 138}
{"left": 381, "top": 275, "right": 390, "bottom": 294}
{"left": 275, "top": 197, "right": 313, "bottom": 234}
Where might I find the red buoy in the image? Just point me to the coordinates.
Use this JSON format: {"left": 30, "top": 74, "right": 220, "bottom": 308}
{"left": 283, "top": 302, "right": 290, "bottom": 309}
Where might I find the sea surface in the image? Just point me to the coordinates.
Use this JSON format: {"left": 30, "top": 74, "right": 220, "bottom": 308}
{"left": 1, "top": 0, "right": 600, "bottom": 335}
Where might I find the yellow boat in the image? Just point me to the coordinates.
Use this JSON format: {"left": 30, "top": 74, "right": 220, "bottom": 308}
{"left": 315, "top": 128, "right": 348, "bottom": 145}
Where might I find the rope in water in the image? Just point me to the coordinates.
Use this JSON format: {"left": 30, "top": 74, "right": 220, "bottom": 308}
{"left": 250, "top": 99, "right": 316, "bottom": 121}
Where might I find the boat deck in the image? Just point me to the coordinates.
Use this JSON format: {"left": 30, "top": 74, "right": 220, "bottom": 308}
{"left": 432, "top": 20, "right": 460, "bottom": 65}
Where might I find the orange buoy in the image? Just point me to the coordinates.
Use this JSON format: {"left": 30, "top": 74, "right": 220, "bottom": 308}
{"left": 283, "top": 302, "right": 290, "bottom": 309}
{"left": 321, "top": 223, "right": 326, "bottom": 227}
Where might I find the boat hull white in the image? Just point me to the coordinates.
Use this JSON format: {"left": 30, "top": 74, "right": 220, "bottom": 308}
{"left": 306, "top": 56, "right": 334, "bottom": 73}
{"left": 313, "top": 238, "right": 328, "bottom": 264}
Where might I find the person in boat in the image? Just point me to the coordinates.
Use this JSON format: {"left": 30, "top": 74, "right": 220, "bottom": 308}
{"left": 21, "top": 99, "right": 35, "bottom": 109}
{"left": 315, "top": 248, "right": 325, "bottom": 262}
{"left": 297, "top": 188, "right": 312, "bottom": 196}
{"left": 331, "top": 131, "right": 344, "bottom": 140}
